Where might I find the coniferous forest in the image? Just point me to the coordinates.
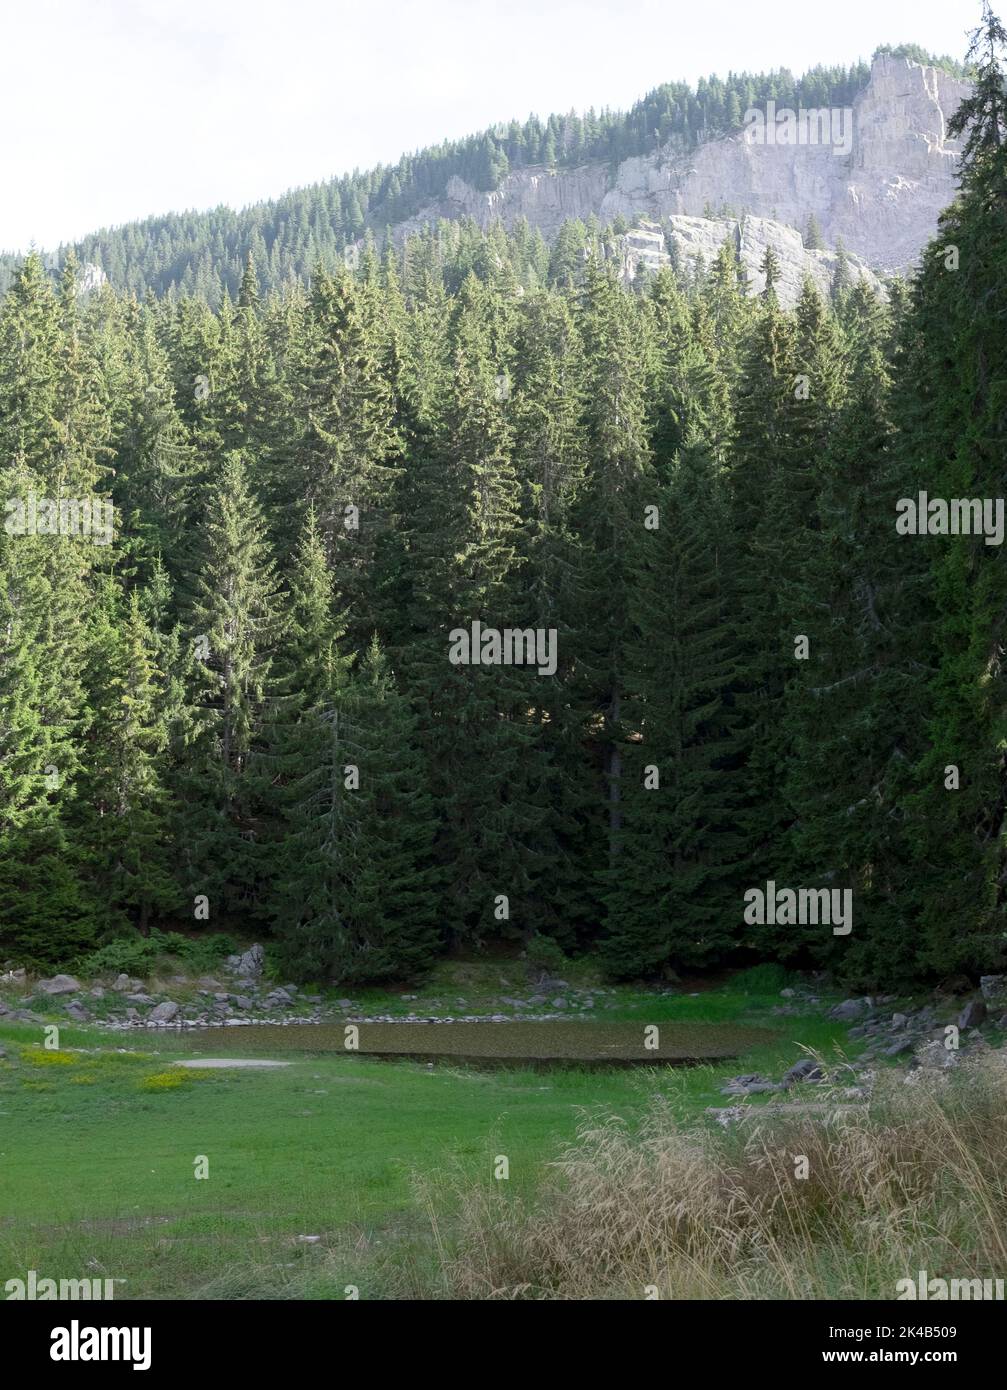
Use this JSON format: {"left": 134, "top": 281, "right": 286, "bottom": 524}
{"left": 1, "top": 13, "right": 1005, "bottom": 997}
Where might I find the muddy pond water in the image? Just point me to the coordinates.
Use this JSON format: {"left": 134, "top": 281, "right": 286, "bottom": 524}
{"left": 162, "top": 1019, "right": 778, "bottom": 1068}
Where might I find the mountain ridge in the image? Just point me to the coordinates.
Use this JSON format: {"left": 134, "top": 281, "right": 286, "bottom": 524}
{"left": 0, "top": 46, "right": 970, "bottom": 302}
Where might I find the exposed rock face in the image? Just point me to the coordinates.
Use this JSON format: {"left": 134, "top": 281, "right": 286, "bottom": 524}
{"left": 661, "top": 214, "right": 882, "bottom": 306}
{"left": 389, "top": 55, "right": 968, "bottom": 289}
{"left": 227, "top": 943, "right": 265, "bottom": 979}
{"left": 77, "top": 263, "right": 107, "bottom": 296}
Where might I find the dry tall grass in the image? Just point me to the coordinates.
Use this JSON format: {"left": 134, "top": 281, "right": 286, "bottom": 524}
{"left": 416, "top": 1052, "right": 1007, "bottom": 1300}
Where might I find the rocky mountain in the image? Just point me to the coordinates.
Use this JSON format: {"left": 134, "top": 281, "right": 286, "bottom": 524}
{"left": 607, "top": 215, "right": 883, "bottom": 307}
{"left": 389, "top": 54, "right": 969, "bottom": 304}
{"left": 0, "top": 52, "right": 969, "bottom": 307}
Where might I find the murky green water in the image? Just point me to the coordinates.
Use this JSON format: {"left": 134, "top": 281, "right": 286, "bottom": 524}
{"left": 166, "top": 1019, "right": 777, "bottom": 1066}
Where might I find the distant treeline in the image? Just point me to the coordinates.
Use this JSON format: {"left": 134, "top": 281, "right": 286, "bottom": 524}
{"left": 0, "top": 45, "right": 968, "bottom": 304}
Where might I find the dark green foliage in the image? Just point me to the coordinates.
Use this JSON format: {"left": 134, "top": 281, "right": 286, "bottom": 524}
{"left": 0, "top": 11, "right": 1003, "bottom": 989}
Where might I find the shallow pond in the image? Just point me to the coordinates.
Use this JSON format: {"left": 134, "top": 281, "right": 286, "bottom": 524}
{"left": 165, "top": 1019, "right": 778, "bottom": 1066}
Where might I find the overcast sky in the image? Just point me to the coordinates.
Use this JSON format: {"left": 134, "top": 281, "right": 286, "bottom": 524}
{"left": 1, "top": 0, "right": 977, "bottom": 253}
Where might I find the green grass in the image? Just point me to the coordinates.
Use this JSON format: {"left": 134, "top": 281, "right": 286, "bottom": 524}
{"left": 0, "top": 973, "right": 861, "bottom": 1300}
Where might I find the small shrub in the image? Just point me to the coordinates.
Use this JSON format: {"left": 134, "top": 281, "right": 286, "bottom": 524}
{"left": 76, "top": 938, "right": 158, "bottom": 978}
{"left": 139, "top": 1071, "right": 187, "bottom": 1091}
{"left": 21, "top": 1048, "right": 78, "bottom": 1067}
{"left": 76, "top": 930, "right": 241, "bottom": 980}
{"left": 523, "top": 935, "right": 568, "bottom": 978}
{"left": 731, "top": 963, "right": 794, "bottom": 994}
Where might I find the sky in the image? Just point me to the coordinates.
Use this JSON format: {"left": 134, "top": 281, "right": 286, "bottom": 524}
{"left": 1, "top": 0, "right": 979, "bottom": 253}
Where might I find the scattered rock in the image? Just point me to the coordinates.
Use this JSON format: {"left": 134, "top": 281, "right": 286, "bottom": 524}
{"left": 883, "top": 1037, "right": 916, "bottom": 1057}
{"left": 980, "top": 975, "right": 1007, "bottom": 1009}
{"left": 38, "top": 974, "right": 81, "bottom": 996}
{"left": 148, "top": 1001, "right": 180, "bottom": 1024}
{"left": 828, "top": 998, "right": 870, "bottom": 1021}
{"left": 551, "top": 997, "right": 568, "bottom": 1009}
{"left": 721, "top": 1073, "right": 778, "bottom": 1096}
{"left": 233, "top": 944, "right": 265, "bottom": 979}
{"left": 958, "top": 998, "right": 987, "bottom": 1029}
{"left": 781, "top": 1059, "right": 824, "bottom": 1086}
{"left": 706, "top": 1105, "right": 746, "bottom": 1127}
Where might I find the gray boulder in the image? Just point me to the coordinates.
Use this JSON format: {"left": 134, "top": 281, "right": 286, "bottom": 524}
{"left": 65, "top": 1001, "right": 92, "bottom": 1023}
{"left": 828, "top": 998, "right": 870, "bottom": 1021}
{"left": 721, "top": 1073, "right": 779, "bottom": 1096}
{"left": 38, "top": 974, "right": 81, "bottom": 996}
{"left": 781, "top": 1059, "right": 824, "bottom": 1086}
{"left": 979, "top": 975, "right": 1007, "bottom": 1009}
{"left": 148, "top": 1001, "right": 180, "bottom": 1024}
{"left": 958, "top": 997, "right": 987, "bottom": 1029}
{"left": 234, "top": 944, "right": 265, "bottom": 979}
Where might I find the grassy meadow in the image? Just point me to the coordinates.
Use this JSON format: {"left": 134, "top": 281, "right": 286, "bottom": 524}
{"left": 0, "top": 965, "right": 867, "bottom": 1299}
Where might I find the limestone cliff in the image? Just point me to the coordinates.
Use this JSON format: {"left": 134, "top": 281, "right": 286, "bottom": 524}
{"left": 389, "top": 54, "right": 968, "bottom": 302}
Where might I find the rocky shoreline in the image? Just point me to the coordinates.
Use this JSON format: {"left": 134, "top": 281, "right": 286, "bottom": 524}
{"left": 0, "top": 944, "right": 596, "bottom": 1031}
